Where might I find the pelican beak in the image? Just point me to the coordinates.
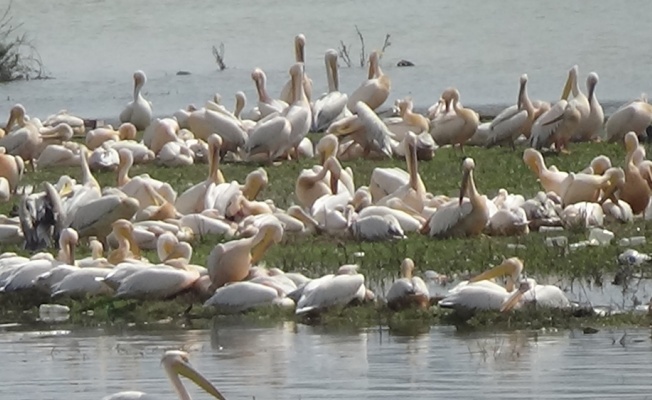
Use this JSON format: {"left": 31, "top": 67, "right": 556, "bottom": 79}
{"left": 469, "top": 261, "right": 513, "bottom": 284}
{"left": 4, "top": 111, "right": 14, "bottom": 132}
{"left": 542, "top": 110, "right": 566, "bottom": 127}
{"left": 500, "top": 288, "right": 525, "bottom": 312}
{"left": 67, "top": 239, "right": 76, "bottom": 266}
{"left": 459, "top": 169, "right": 470, "bottom": 205}
{"left": 561, "top": 73, "right": 572, "bottom": 100}
{"left": 123, "top": 226, "right": 141, "bottom": 259}
{"left": 598, "top": 182, "right": 619, "bottom": 205}
{"left": 250, "top": 227, "right": 279, "bottom": 264}
{"left": 330, "top": 167, "right": 341, "bottom": 194}
{"left": 175, "top": 360, "right": 226, "bottom": 400}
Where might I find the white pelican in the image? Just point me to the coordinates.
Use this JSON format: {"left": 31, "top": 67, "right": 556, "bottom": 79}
{"left": 50, "top": 266, "right": 113, "bottom": 298}
{"left": 186, "top": 105, "right": 247, "bottom": 153}
{"left": 502, "top": 278, "right": 570, "bottom": 311}
{"left": 89, "top": 143, "right": 120, "bottom": 171}
{"left": 0, "top": 104, "right": 42, "bottom": 168}
{"left": 117, "top": 148, "right": 177, "bottom": 209}
{"left": 312, "top": 49, "right": 349, "bottom": 132}
{"left": 358, "top": 205, "right": 423, "bottom": 232}
{"left": 619, "top": 132, "right": 651, "bottom": 214}
{"left": 424, "top": 158, "right": 489, "bottom": 238}
{"left": 522, "top": 148, "right": 569, "bottom": 196}
{"left": 484, "top": 74, "right": 536, "bottom": 148}
{"left": 385, "top": 258, "right": 430, "bottom": 310}
{"left": 70, "top": 194, "right": 140, "bottom": 242}
{"left": 206, "top": 220, "right": 283, "bottom": 289}
{"left": 295, "top": 268, "right": 367, "bottom": 315}
{"left": 530, "top": 100, "right": 581, "bottom": 152}
{"left": 429, "top": 88, "right": 479, "bottom": 152}
{"left": 348, "top": 210, "right": 405, "bottom": 241}
{"left": 279, "top": 33, "right": 313, "bottom": 104}
{"left": 385, "top": 98, "right": 430, "bottom": 138}
{"left": 203, "top": 280, "right": 295, "bottom": 313}
{"left": 560, "top": 167, "right": 625, "bottom": 206}
{"left": 0, "top": 147, "right": 24, "bottom": 193}
{"left": 486, "top": 207, "right": 529, "bottom": 236}
{"left": 571, "top": 72, "right": 603, "bottom": 142}
{"left": 244, "top": 113, "right": 291, "bottom": 163}
{"left": 43, "top": 110, "right": 85, "bottom": 136}
{"left": 175, "top": 135, "right": 224, "bottom": 214}
{"left": 605, "top": 97, "right": 652, "bottom": 143}
{"left": 560, "top": 202, "right": 604, "bottom": 228}
{"left": 119, "top": 70, "right": 153, "bottom": 131}
{"left": 282, "top": 63, "right": 312, "bottom": 159}
{"left": 113, "top": 259, "right": 199, "bottom": 300}
{"left": 347, "top": 50, "right": 390, "bottom": 112}
{"left": 295, "top": 156, "right": 342, "bottom": 210}
{"left": 86, "top": 123, "right": 137, "bottom": 150}
{"left": 333, "top": 101, "right": 394, "bottom": 158}
{"left": 252, "top": 68, "right": 288, "bottom": 117}
{"left": 36, "top": 141, "right": 84, "bottom": 169}
{"left": 101, "top": 350, "right": 226, "bottom": 400}
{"left": 440, "top": 279, "right": 530, "bottom": 313}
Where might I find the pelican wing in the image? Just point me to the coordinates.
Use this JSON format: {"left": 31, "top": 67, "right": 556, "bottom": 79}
{"left": 439, "top": 285, "right": 509, "bottom": 311}
{"left": 296, "top": 273, "right": 364, "bottom": 315}
{"left": 427, "top": 199, "right": 473, "bottom": 237}
{"left": 355, "top": 102, "right": 393, "bottom": 157}
{"left": 487, "top": 107, "right": 528, "bottom": 146}
{"left": 313, "top": 91, "right": 348, "bottom": 132}
{"left": 385, "top": 278, "right": 415, "bottom": 304}
{"left": 203, "top": 281, "right": 279, "bottom": 312}
{"left": 115, "top": 266, "right": 196, "bottom": 299}
{"left": 530, "top": 100, "right": 567, "bottom": 149}
{"left": 245, "top": 116, "right": 291, "bottom": 159}
{"left": 429, "top": 112, "right": 466, "bottom": 145}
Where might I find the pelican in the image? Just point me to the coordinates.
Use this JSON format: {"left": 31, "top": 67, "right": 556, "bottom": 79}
{"left": 385, "top": 258, "right": 430, "bottom": 310}
{"left": 440, "top": 278, "right": 530, "bottom": 313}
{"left": 101, "top": 350, "right": 225, "bottom": 400}
{"left": 560, "top": 167, "right": 625, "bottom": 206}
{"left": 429, "top": 88, "right": 479, "bottom": 152}
{"left": 348, "top": 209, "right": 405, "bottom": 241}
{"left": 117, "top": 148, "right": 177, "bottom": 209}
{"left": 486, "top": 207, "right": 529, "bottom": 236}
{"left": 203, "top": 280, "right": 295, "bottom": 313}
{"left": 502, "top": 278, "right": 570, "bottom": 311}
{"left": 252, "top": 68, "right": 288, "bottom": 117}
{"left": 619, "top": 132, "right": 651, "bottom": 214}
{"left": 295, "top": 156, "right": 341, "bottom": 210}
{"left": 332, "top": 101, "right": 394, "bottom": 158}
{"left": 312, "top": 49, "right": 349, "bottom": 132}
{"left": 86, "top": 123, "right": 137, "bottom": 150}
{"left": 571, "top": 72, "right": 603, "bottom": 142}
{"left": 119, "top": 70, "right": 153, "bottom": 131}
{"left": 605, "top": 97, "right": 652, "bottom": 143}
{"left": 43, "top": 110, "right": 85, "bottom": 136}
{"left": 0, "top": 147, "right": 24, "bottom": 193}
{"left": 175, "top": 135, "right": 224, "bottom": 214}
{"left": 206, "top": 220, "right": 283, "bottom": 289}
{"left": 279, "top": 33, "right": 313, "bottom": 104}
{"left": 530, "top": 100, "right": 580, "bottom": 152}
{"left": 377, "top": 132, "right": 426, "bottom": 211}
{"left": 114, "top": 259, "right": 199, "bottom": 300}
{"left": 186, "top": 105, "right": 247, "bottom": 153}
{"left": 522, "top": 148, "right": 569, "bottom": 196}
{"left": 295, "top": 267, "right": 367, "bottom": 315}
{"left": 36, "top": 141, "right": 84, "bottom": 168}
{"left": 282, "top": 63, "right": 312, "bottom": 159}
{"left": 347, "top": 50, "right": 390, "bottom": 112}
{"left": 560, "top": 202, "right": 604, "bottom": 228}
{"left": 0, "top": 104, "right": 42, "bottom": 168}
{"left": 244, "top": 112, "right": 291, "bottom": 163}
{"left": 484, "top": 74, "right": 536, "bottom": 148}
{"left": 89, "top": 143, "right": 120, "bottom": 171}
{"left": 424, "top": 158, "right": 489, "bottom": 238}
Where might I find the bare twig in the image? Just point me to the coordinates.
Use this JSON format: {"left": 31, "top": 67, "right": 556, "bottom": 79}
{"left": 211, "top": 42, "right": 226, "bottom": 71}
{"left": 354, "top": 25, "right": 365, "bottom": 67}
{"left": 337, "top": 40, "right": 352, "bottom": 68}
{"left": 380, "top": 34, "right": 392, "bottom": 59}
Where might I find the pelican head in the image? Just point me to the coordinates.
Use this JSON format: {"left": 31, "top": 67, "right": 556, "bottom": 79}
{"left": 624, "top": 131, "right": 639, "bottom": 153}
{"left": 250, "top": 221, "right": 284, "bottom": 264}
{"left": 59, "top": 227, "right": 79, "bottom": 266}
{"left": 295, "top": 33, "right": 306, "bottom": 62}
{"left": 118, "top": 123, "right": 137, "bottom": 140}
{"left": 161, "top": 350, "right": 226, "bottom": 400}
{"left": 133, "top": 70, "right": 147, "bottom": 89}
{"left": 561, "top": 65, "right": 579, "bottom": 100}
{"left": 519, "top": 74, "right": 528, "bottom": 85}
{"left": 523, "top": 148, "right": 545, "bottom": 176}
{"left": 289, "top": 62, "right": 304, "bottom": 80}
{"left": 112, "top": 219, "right": 140, "bottom": 259}
{"left": 588, "top": 155, "right": 612, "bottom": 175}
{"left": 323, "top": 156, "right": 342, "bottom": 194}
{"left": 598, "top": 167, "right": 626, "bottom": 205}
{"left": 5, "top": 104, "right": 26, "bottom": 131}
{"left": 500, "top": 280, "right": 532, "bottom": 312}
{"left": 242, "top": 168, "right": 268, "bottom": 200}
{"left": 400, "top": 258, "right": 415, "bottom": 279}
{"left": 459, "top": 157, "right": 476, "bottom": 205}
{"left": 469, "top": 257, "right": 524, "bottom": 292}
{"left": 587, "top": 72, "right": 599, "bottom": 100}
{"left": 316, "top": 134, "right": 339, "bottom": 164}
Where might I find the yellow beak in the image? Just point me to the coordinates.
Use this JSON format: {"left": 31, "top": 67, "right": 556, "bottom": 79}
{"left": 176, "top": 361, "right": 227, "bottom": 400}
{"left": 560, "top": 73, "right": 573, "bottom": 100}
{"left": 500, "top": 289, "right": 525, "bottom": 312}
{"left": 459, "top": 169, "right": 470, "bottom": 205}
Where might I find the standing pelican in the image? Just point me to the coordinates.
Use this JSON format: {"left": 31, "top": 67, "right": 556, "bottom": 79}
{"left": 484, "top": 74, "right": 536, "bottom": 148}
{"left": 385, "top": 258, "right": 430, "bottom": 310}
{"left": 280, "top": 34, "right": 313, "bottom": 104}
{"left": 252, "top": 68, "right": 288, "bottom": 117}
{"left": 605, "top": 97, "right": 652, "bottom": 143}
{"left": 312, "top": 49, "right": 349, "bottom": 132}
{"left": 347, "top": 51, "right": 390, "bottom": 112}
{"left": 101, "top": 350, "right": 226, "bottom": 400}
{"left": 424, "top": 158, "right": 489, "bottom": 237}
{"left": 568, "top": 72, "right": 604, "bottom": 142}
{"left": 244, "top": 114, "right": 292, "bottom": 163}
{"left": 119, "top": 70, "right": 153, "bottom": 131}
{"left": 429, "top": 88, "right": 479, "bottom": 152}
{"left": 282, "top": 63, "right": 312, "bottom": 159}
{"left": 175, "top": 135, "right": 224, "bottom": 214}
{"left": 530, "top": 100, "right": 580, "bottom": 153}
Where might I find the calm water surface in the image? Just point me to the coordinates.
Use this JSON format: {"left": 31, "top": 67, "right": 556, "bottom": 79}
{"left": 1, "top": 321, "right": 651, "bottom": 400}
{"left": 4, "top": 0, "right": 652, "bottom": 119}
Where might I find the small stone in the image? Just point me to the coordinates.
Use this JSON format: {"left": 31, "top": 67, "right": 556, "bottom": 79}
{"left": 582, "top": 327, "right": 599, "bottom": 334}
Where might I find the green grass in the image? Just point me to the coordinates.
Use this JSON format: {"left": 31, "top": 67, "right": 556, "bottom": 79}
{"left": 2, "top": 139, "right": 652, "bottom": 330}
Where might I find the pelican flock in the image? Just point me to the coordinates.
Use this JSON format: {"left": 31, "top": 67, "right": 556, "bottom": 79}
{"left": 1, "top": 31, "right": 652, "bottom": 356}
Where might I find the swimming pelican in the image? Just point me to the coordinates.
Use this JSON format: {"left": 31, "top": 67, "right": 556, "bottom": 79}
{"left": 429, "top": 88, "right": 479, "bottom": 152}
{"left": 347, "top": 50, "right": 390, "bottom": 112}
{"left": 424, "top": 158, "right": 489, "bottom": 238}
{"left": 119, "top": 70, "right": 153, "bottom": 131}
{"left": 101, "top": 350, "right": 226, "bottom": 400}
{"left": 279, "top": 33, "right": 313, "bottom": 104}
{"left": 282, "top": 63, "right": 312, "bottom": 159}
{"left": 385, "top": 258, "right": 430, "bottom": 310}
{"left": 605, "top": 97, "right": 652, "bottom": 143}
{"left": 206, "top": 220, "right": 283, "bottom": 289}
{"left": 530, "top": 100, "right": 580, "bottom": 153}
{"left": 312, "top": 49, "right": 349, "bottom": 132}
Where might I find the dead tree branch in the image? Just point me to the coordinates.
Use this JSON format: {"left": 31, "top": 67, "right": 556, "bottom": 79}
{"left": 380, "top": 34, "right": 392, "bottom": 58}
{"left": 354, "top": 25, "right": 366, "bottom": 67}
{"left": 0, "top": 1, "right": 48, "bottom": 82}
{"left": 211, "top": 42, "right": 226, "bottom": 71}
{"left": 337, "top": 40, "right": 352, "bottom": 68}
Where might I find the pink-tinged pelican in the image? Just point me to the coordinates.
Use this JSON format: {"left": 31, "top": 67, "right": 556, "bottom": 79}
{"left": 279, "top": 34, "right": 313, "bottom": 104}
{"left": 101, "top": 350, "right": 226, "bottom": 400}
{"left": 423, "top": 158, "right": 489, "bottom": 237}
{"left": 312, "top": 49, "right": 349, "bottom": 132}
{"left": 605, "top": 96, "right": 652, "bottom": 143}
{"left": 347, "top": 51, "right": 390, "bottom": 113}
{"left": 0, "top": 104, "right": 42, "bottom": 169}
{"left": 385, "top": 258, "right": 430, "bottom": 310}
{"left": 429, "top": 88, "right": 479, "bottom": 152}
{"left": 560, "top": 66, "right": 603, "bottom": 142}
{"left": 619, "top": 132, "right": 651, "bottom": 214}
{"left": 0, "top": 147, "right": 24, "bottom": 194}
{"left": 522, "top": 148, "right": 569, "bottom": 196}
{"left": 119, "top": 70, "right": 153, "bottom": 131}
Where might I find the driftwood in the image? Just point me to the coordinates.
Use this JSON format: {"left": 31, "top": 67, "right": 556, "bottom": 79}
{"left": 211, "top": 42, "right": 226, "bottom": 71}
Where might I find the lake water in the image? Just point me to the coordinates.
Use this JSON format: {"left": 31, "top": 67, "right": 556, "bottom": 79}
{"left": 4, "top": 0, "right": 652, "bottom": 120}
{"left": 2, "top": 321, "right": 651, "bottom": 400}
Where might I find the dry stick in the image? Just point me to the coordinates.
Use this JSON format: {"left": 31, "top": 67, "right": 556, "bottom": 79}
{"left": 338, "top": 40, "right": 352, "bottom": 67}
{"left": 380, "top": 34, "right": 392, "bottom": 59}
{"left": 211, "top": 42, "right": 226, "bottom": 71}
{"left": 355, "top": 25, "right": 365, "bottom": 67}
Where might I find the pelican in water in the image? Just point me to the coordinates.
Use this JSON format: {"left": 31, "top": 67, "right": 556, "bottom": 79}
{"left": 385, "top": 258, "right": 430, "bottom": 310}
{"left": 530, "top": 100, "right": 580, "bottom": 153}
{"left": 429, "top": 88, "right": 479, "bottom": 152}
{"left": 101, "top": 350, "right": 226, "bottom": 400}
{"left": 347, "top": 50, "right": 390, "bottom": 112}
{"left": 206, "top": 220, "right": 283, "bottom": 289}
{"left": 119, "top": 70, "right": 153, "bottom": 131}
{"left": 560, "top": 66, "right": 603, "bottom": 142}
{"left": 483, "top": 74, "right": 537, "bottom": 148}
{"left": 282, "top": 63, "right": 312, "bottom": 159}
{"left": 312, "top": 49, "right": 349, "bottom": 132}
{"left": 280, "top": 33, "right": 313, "bottom": 104}
{"left": 424, "top": 158, "right": 489, "bottom": 237}
{"left": 605, "top": 96, "right": 652, "bottom": 143}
